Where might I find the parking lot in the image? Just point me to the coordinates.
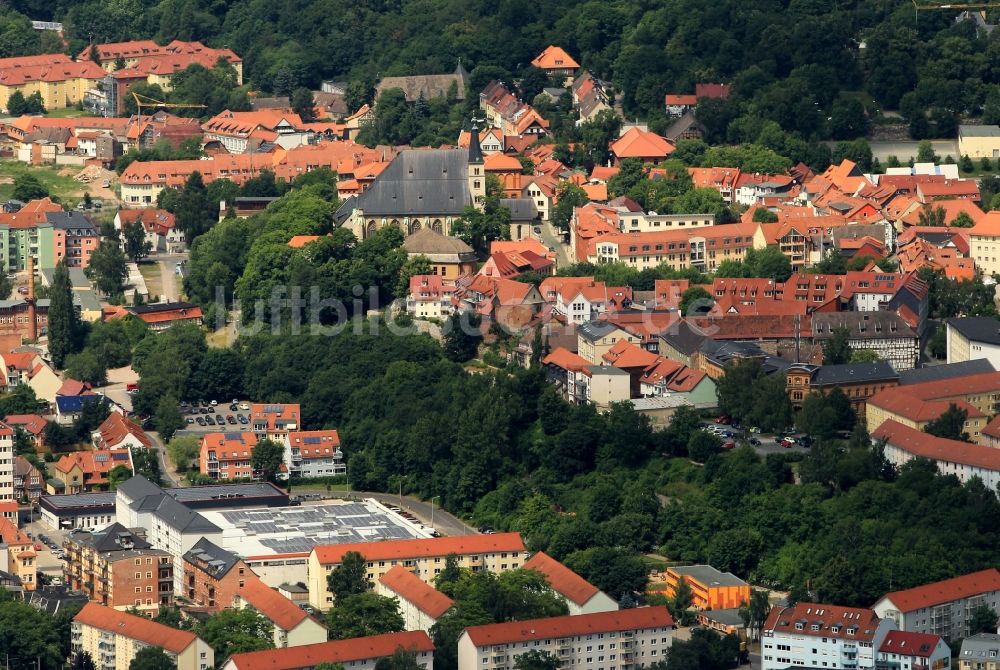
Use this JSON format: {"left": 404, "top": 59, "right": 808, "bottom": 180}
{"left": 702, "top": 420, "right": 812, "bottom": 456}
{"left": 182, "top": 400, "right": 253, "bottom": 432}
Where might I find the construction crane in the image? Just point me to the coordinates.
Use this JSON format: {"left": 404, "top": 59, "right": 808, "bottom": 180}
{"left": 131, "top": 92, "right": 207, "bottom": 125}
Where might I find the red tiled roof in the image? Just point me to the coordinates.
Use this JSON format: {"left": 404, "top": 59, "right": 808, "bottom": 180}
{"left": 286, "top": 430, "right": 340, "bottom": 460}
{"left": 312, "top": 533, "right": 525, "bottom": 565}
{"left": 879, "top": 630, "right": 944, "bottom": 658}
{"left": 464, "top": 608, "right": 673, "bottom": 647}
{"left": 74, "top": 603, "right": 198, "bottom": 653}
{"left": 96, "top": 412, "right": 152, "bottom": 449}
{"left": 4, "top": 414, "right": 45, "bottom": 436}
{"left": 602, "top": 340, "right": 660, "bottom": 370}
{"left": 873, "top": 419, "right": 1000, "bottom": 472}
{"left": 531, "top": 46, "right": 579, "bottom": 71}
{"left": 378, "top": 566, "right": 453, "bottom": 619}
{"left": 542, "top": 347, "right": 591, "bottom": 373}
{"left": 237, "top": 578, "right": 309, "bottom": 631}
{"left": 288, "top": 235, "right": 321, "bottom": 248}
{"left": 0, "top": 516, "right": 30, "bottom": 546}
{"left": 762, "top": 602, "right": 881, "bottom": 641}
{"left": 522, "top": 551, "right": 600, "bottom": 606}
{"left": 610, "top": 128, "right": 674, "bottom": 161}
{"left": 876, "top": 567, "right": 1000, "bottom": 613}
{"left": 866, "top": 390, "right": 983, "bottom": 423}
{"left": 226, "top": 632, "right": 434, "bottom": 670}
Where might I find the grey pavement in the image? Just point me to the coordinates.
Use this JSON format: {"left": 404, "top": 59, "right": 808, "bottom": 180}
{"left": 147, "top": 430, "right": 183, "bottom": 488}
{"left": 536, "top": 219, "right": 573, "bottom": 267}
{"left": 156, "top": 253, "right": 187, "bottom": 302}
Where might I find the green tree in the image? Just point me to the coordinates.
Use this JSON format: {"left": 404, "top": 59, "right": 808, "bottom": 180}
{"left": 167, "top": 435, "right": 200, "bottom": 472}
{"left": 923, "top": 403, "right": 970, "bottom": 442}
{"left": 73, "top": 651, "right": 97, "bottom": 670}
{"left": 443, "top": 312, "right": 482, "bottom": 362}
{"left": 687, "top": 430, "right": 722, "bottom": 463}
{"left": 917, "top": 206, "right": 947, "bottom": 227}
{"left": 970, "top": 604, "right": 999, "bottom": 636}
{"left": 551, "top": 182, "right": 589, "bottom": 233}
{"left": 291, "top": 87, "right": 316, "bottom": 122}
{"left": 108, "top": 464, "right": 132, "bottom": 490}
{"left": 929, "top": 327, "right": 947, "bottom": 359}
{"left": 195, "top": 608, "right": 273, "bottom": 660}
{"left": 374, "top": 648, "right": 422, "bottom": 670}
{"left": 175, "top": 171, "right": 215, "bottom": 243}
{"left": 48, "top": 261, "right": 80, "bottom": 368}
{"left": 669, "top": 578, "right": 695, "bottom": 625}
{"left": 849, "top": 349, "right": 881, "bottom": 363}
{"left": 128, "top": 648, "right": 174, "bottom": 670}
{"left": 6, "top": 90, "right": 27, "bottom": 116}
{"left": 154, "top": 393, "right": 184, "bottom": 440}
{"left": 823, "top": 326, "right": 852, "bottom": 365}
{"left": 251, "top": 438, "right": 285, "bottom": 482}
{"left": 951, "top": 212, "right": 976, "bottom": 228}
{"left": 122, "top": 220, "right": 152, "bottom": 262}
{"left": 917, "top": 140, "right": 937, "bottom": 163}
{"left": 326, "top": 593, "right": 404, "bottom": 640}
{"left": 12, "top": 174, "right": 48, "bottom": 202}
{"left": 327, "top": 551, "right": 371, "bottom": 604}
{"left": 577, "top": 109, "right": 622, "bottom": 167}
{"left": 87, "top": 239, "right": 128, "bottom": 297}
{"left": 961, "top": 154, "right": 975, "bottom": 173}
{"left": 513, "top": 650, "right": 561, "bottom": 670}
{"left": 64, "top": 351, "right": 107, "bottom": 386}
{"left": 752, "top": 208, "right": 779, "bottom": 223}
{"left": 434, "top": 554, "right": 462, "bottom": 592}
{"left": 739, "top": 589, "right": 772, "bottom": 642}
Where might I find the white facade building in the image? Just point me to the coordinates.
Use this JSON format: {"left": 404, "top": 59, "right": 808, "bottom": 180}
{"left": 522, "top": 551, "right": 619, "bottom": 615}
{"left": 221, "top": 632, "right": 434, "bottom": 670}
{"left": 283, "top": 430, "right": 345, "bottom": 479}
{"left": 457, "top": 608, "right": 674, "bottom": 670}
{"left": 762, "top": 602, "right": 896, "bottom": 670}
{"left": 376, "top": 565, "right": 454, "bottom": 632}
{"left": 873, "top": 568, "right": 1000, "bottom": 642}
{"left": 872, "top": 420, "right": 1000, "bottom": 491}
{"left": 0, "top": 423, "right": 14, "bottom": 511}
{"left": 875, "top": 630, "right": 951, "bottom": 670}
{"left": 946, "top": 317, "right": 1000, "bottom": 368}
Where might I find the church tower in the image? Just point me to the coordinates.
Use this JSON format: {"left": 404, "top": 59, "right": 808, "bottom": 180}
{"left": 467, "top": 118, "right": 486, "bottom": 211}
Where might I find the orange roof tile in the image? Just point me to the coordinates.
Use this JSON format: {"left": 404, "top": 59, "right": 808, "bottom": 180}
{"left": 95, "top": 412, "right": 152, "bottom": 449}
{"left": 312, "top": 534, "right": 525, "bottom": 565}
{"left": 237, "top": 578, "right": 310, "bottom": 631}
{"left": 602, "top": 340, "right": 661, "bottom": 370}
{"left": 288, "top": 235, "right": 321, "bottom": 248}
{"left": 610, "top": 128, "right": 674, "bottom": 161}
{"left": 877, "top": 567, "right": 1000, "bottom": 613}
{"left": 464, "top": 608, "right": 672, "bottom": 647}
{"left": 378, "top": 566, "right": 454, "bottom": 618}
{"left": 523, "top": 551, "right": 600, "bottom": 606}
{"left": 763, "top": 602, "right": 881, "bottom": 641}
{"left": 74, "top": 603, "right": 199, "bottom": 653}
{"left": 531, "top": 46, "right": 579, "bottom": 71}
{"left": 226, "top": 632, "right": 433, "bottom": 670}
{"left": 874, "top": 420, "right": 1000, "bottom": 473}
{"left": 542, "top": 347, "right": 591, "bottom": 373}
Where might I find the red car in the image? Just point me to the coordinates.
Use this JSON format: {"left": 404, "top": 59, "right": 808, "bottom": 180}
{"left": 716, "top": 415, "right": 731, "bottom": 425}
{"left": 722, "top": 440, "right": 735, "bottom": 450}
{"left": 781, "top": 439, "right": 793, "bottom": 448}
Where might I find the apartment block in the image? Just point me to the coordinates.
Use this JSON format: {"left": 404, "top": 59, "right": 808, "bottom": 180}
{"left": 959, "top": 634, "right": 1000, "bottom": 670}
{"left": 307, "top": 534, "right": 527, "bottom": 610}
{"left": 873, "top": 569, "right": 1000, "bottom": 641}
{"left": 0, "top": 422, "right": 14, "bottom": 509}
{"left": 664, "top": 565, "right": 750, "bottom": 611}
{"left": 521, "top": 551, "right": 618, "bottom": 615}
{"left": 72, "top": 602, "right": 214, "bottom": 670}
{"left": 376, "top": 565, "right": 454, "bottom": 632}
{"left": 199, "top": 432, "right": 259, "bottom": 480}
{"left": 233, "top": 579, "right": 327, "bottom": 648}
{"left": 876, "top": 631, "right": 950, "bottom": 670}
{"left": 0, "top": 516, "right": 36, "bottom": 590}
{"left": 284, "top": 430, "right": 345, "bottom": 479}
{"left": 182, "top": 537, "right": 253, "bottom": 611}
{"left": 222, "top": 632, "right": 434, "bottom": 670}
{"left": 63, "top": 523, "right": 172, "bottom": 613}
{"left": 762, "top": 602, "right": 895, "bottom": 670}
{"left": 250, "top": 403, "right": 302, "bottom": 441}
{"left": 457, "top": 607, "right": 674, "bottom": 670}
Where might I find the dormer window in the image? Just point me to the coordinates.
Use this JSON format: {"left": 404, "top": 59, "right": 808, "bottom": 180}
{"left": 795, "top": 623, "right": 804, "bottom": 631}
{"left": 811, "top": 624, "right": 821, "bottom": 631}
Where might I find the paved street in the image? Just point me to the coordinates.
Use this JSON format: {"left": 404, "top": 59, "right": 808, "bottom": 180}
{"left": 535, "top": 218, "right": 573, "bottom": 267}
{"left": 147, "top": 430, "right": 182, "bottom": 487}
{"left": 156, "top": 253, "right": 188, "bottom": 302}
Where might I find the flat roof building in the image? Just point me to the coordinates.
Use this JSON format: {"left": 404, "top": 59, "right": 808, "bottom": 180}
{"left": 664, "top": 564, "right": 751, "bottom": 611}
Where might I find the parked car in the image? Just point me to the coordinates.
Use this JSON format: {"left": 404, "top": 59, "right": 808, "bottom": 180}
{"left": 716, "top": 415, "right": 731, "bottom": 424}
{"left": 210, "top": 400, "right": 218, "bottom": 406}
{"left": 722, "top": 440, "right": 736, "bottom": 450}
{"left": 781, "top": 438, "right": 794, "bottom": 448}
{"left": 229, "top": 404, "right": 238, "bottom": 411}
{"left": 749, "top": 438, "right": 761, "bottom": 446}
{"left": 196, "top": 417, "right": 206, "bottom": 426}
{"left": 214, "top": 415, "right": 225, "bottom": 425}
{"left": 186, "top": 417, "right": 194, "bottom": 424}
{"left": 227, "top": 415, "right": 237, "bottom": 425}
{"left": 238, "top": 414, "right": 248, "bottom": 425}
{"left": 239, "top": 402, "right": 250, "bottom": 410}
{"left": 207, "top": 406, "right": 215, "bottom": 413}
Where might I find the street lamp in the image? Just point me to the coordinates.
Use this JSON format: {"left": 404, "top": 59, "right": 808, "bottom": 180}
{"left": 430, "top": 496, "right": 440, "bottom": 532}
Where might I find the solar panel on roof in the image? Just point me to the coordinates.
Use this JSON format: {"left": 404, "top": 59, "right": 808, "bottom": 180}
{"left": 223, "top": 433, "right": 243, "bottom": 441}
{"left": 94, "top": 452, "right": 108, "bottom": 462}
{"left": 303, "top": 437, "right": 321, "bottom": 444}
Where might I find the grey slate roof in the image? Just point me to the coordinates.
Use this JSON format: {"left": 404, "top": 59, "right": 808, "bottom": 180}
{"left": 946, "top": 316, "right": 1000, "bottom": 346}
{"left": 658, "top": 320, "right": 708, "bottom": 356}
{"left": 149, "top": 495, "right": 220, "bottom": 534}
{"left": 500, "top": 198, "right": 537, "bottom": 221}
{"left": 68, "top": 522, "right": 151, "bottom": 552}
{"left": 342, "top": 149, "right": 472, "bottom": 218}
{"left": 961, "top": 633, "right": 1000, "bottom": 659}
{"left": 46, "top": 211, "right": 97, "bottom": 233}
{"left": 117, "top": 474, "right": 162, "bottom": 502}
{"left": 577, "top": 320, "right": 620, "bottom": 342}
{"left": 811, "top": 361, "right": 898, "bottom": 386}
{"left": 183, "top": 537, "right": 241, "bottom": 578}
{"left": 898, "top": 359, "right": 996, "bottom": 385}
{"left": 671, "top": 564, "right": 748, "bottom": 587}
{"left": 812, "top": 312, "right": 916, "bottom": 339}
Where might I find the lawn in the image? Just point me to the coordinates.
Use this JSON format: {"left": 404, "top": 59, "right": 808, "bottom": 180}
{"left": 44, "top": 107, "right": 87, "bottom": 118}
{"left": 137, "top": 262, "right": 162, "bottom": 297}
{"left": 0, "top": 161, "right": 82, "bottom": 205}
